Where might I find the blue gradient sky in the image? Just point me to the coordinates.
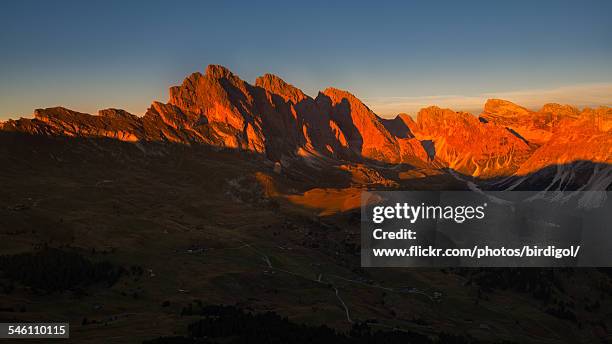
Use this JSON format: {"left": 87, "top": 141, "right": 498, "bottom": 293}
{"left": 1, "top": 0, "right": 611, "bottom": 119}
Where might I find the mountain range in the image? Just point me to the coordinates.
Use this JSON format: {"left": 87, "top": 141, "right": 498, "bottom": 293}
{"left": 2, "top": 64, "right": 611, "bottom": 184}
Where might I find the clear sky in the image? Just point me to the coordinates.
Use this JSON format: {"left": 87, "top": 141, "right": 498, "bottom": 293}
{"left": 1, "top": 0, "right": 611, "bottom": 120}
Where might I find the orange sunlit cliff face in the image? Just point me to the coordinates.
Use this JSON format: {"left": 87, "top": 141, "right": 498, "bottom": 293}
{"left": 1, "top": 65, "right": 611, "bottom": 179}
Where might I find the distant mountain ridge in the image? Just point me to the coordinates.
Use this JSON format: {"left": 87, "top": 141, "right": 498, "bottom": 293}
{"left": 2, "top": 64, "right": 611, "bottom": 178}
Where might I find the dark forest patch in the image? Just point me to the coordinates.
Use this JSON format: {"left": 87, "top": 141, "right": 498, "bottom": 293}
{"left": 144, "top": 304, "right": 514, "bottom": 344}
{"left": 458, "top": 268, "right": 565, "bottom": 302}
{"left": 0, "top": 248, "right": 123, "bottom": 293}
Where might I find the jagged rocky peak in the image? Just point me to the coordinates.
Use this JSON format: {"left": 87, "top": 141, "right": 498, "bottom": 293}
{"left": 34, "top": 106, "right": 85, "bottom": 120}
{"left": 318, "top": 87, "right": 383, "bottom": 124}
{"left": 540, "top": 103, "right": 580, "bottom": 118}
{"left": 482, "top": 98, "right": 532, "bottom": 117}
{"left": 168, "top": 65, "right": 248, "bottom": 104}
{"left": 396, "top": 113, "right": 416, "bottom": 125}
{"left": 33, "top": 107, "right": 118, "bottom": 129}
{"left": 98, "top": 108, "right": 136, "bottom": 119}
{"left": 411, "top": 106, "right": 533, "bottom": 177}
{"left": 481, "top": 99, "right": 559, "bottom": 145}
{"left": 517, "top": 107, "right": 612, "bottom": 175}
{"left": 382, "top": 113, "right": 416, "bottom": 139}
{"left": 415, "top": 106, "right": 476, "bottom": 130}
{"left": 167, "top": 64, "right": 255, "bottom": 129}
{"left": 320, "top": 87, "right": 366, "bottom": 107}
{"left": 205, "top": 64, "right": 236, "bottom": 79}
{"left": 315, "top": 87, "right": 403, "bottom": 163}
{"left": 255, "top": 73, "right": 307, "bottom": 103}
{"left": 576, "top": 106, "right": 612, "bottom": 131}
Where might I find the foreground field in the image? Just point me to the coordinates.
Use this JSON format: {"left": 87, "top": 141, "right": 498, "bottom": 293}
{"left": 0, "top": 134, "right": 610, "bottom": 343}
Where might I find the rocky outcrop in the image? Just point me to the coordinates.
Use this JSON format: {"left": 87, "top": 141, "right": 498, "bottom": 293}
{"left": 518, "top": 106, "right": 612, "bottom": 174}
{"left": 411, "top": 106, "right": 532, "bottom": 177}
{"left": 479, "top": 98, "right": 611, "bottom": 175}
{"left": 2, "top": 107, "right": 143, "bottom": 142}
{"left": 480, "top": 99, "right": 582, "bottom": 145}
